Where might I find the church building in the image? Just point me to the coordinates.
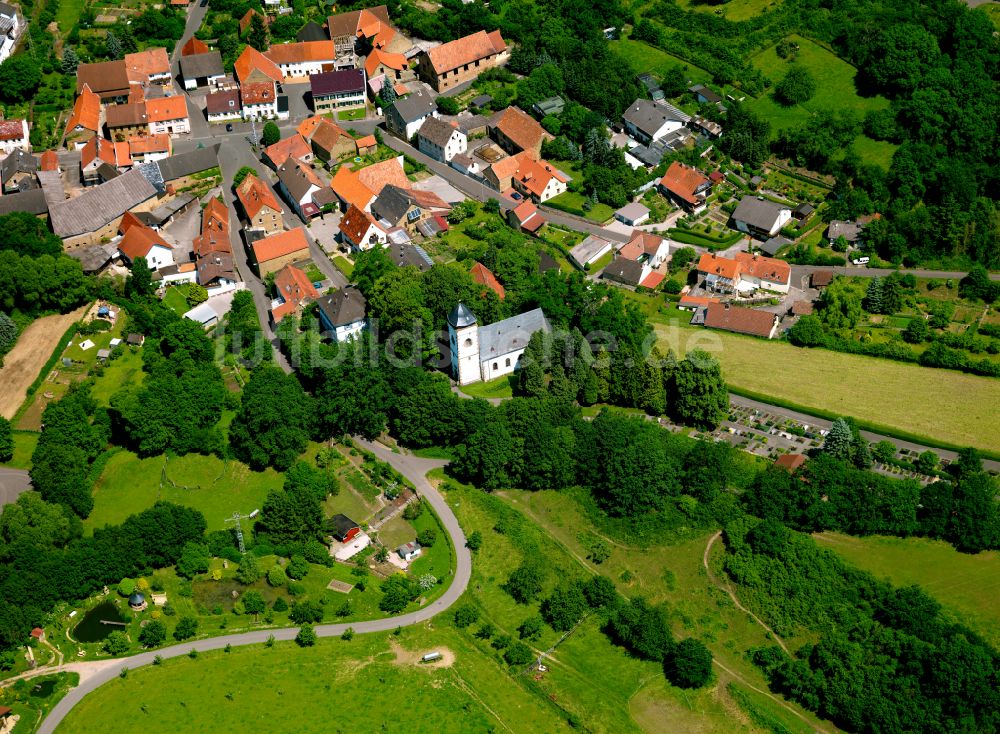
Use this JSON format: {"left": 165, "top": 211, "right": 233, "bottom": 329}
{"left": 448, "top": 303, "right": 550, "bottom": 385}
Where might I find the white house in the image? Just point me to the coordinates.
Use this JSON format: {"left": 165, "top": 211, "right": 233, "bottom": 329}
{"left": 386, "top": 92, "right": 437, "bottom": 140}
{"left": 264, "top": 41, "right": 336, "bottom": 81}
{"left": 117, "top": 225, "right": 174, "bottom": 270}
{"left": 0, "top": 3, "right": 22, "bottom": 64}
{"left": 510, "top": 153, "right": 569, "bottom": 204}
{"left": 621, "top": 98, "right": 690, "bottom": 145}
{"left": 317, "top": 287, "right": 367, "bottom": 343}
{"left": 338, "top": 204, "right": 387, "bottom": 252}
{"left": 731, "top": 196, "right": 792, "bottom": 239}
{"left": 145, "top": 97, "right": 191, "bottom": 136}
{"left": 156, "top": 264, "right": 199, "bottom": 286}
{"left": 448, "top": 303, "right": 551, "bottom": 385}
{"left": 397, "top": 541, "right": 422, "bottom": 562}
{"left": 241, "top": 81, "right": 279, "bottom": 120}
{"left": 206, "top": 90, "right": 242, "bottom": 123}
{"left": 0, "top": 118, "right": 30, "bottom": 157}
{"left": 568, "top": 234, "right": 614, "bottom": 270}
{"left": 416, "top": 116, "right": 467, "bottom": 163}
{"left": 276, "top": 157, "right": 323, "bottom": 220}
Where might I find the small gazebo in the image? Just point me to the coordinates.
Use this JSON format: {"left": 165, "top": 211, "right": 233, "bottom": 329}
{"left": 128, "top": 592, "right": 147, "bottom": 612}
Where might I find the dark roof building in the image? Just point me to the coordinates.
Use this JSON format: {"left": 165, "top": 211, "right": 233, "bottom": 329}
{"left": 317, "top": 287, "right": 367, "bottom": 332}
{"left": 386, "top": 242, "right": 433, "bottom": 271}
{"left": 179, "top": 51, "right": 225, "bottom": 83}
{"left": 310, "top": 69, "right": 365, "bottom": 97}
{"left": 602, "top": 258, "right": 645, "bottom": 286}
{"left": 297, "top": 21, "right": 328, "bottom": 42}
{"left": 0, "top": 188, "right": 48, "bottom": 216}
{"left": 811, "top": 270, "right": 834, "bottom": 288}
{"left": 448, "top": 302, "right": 477, "bottom": 328}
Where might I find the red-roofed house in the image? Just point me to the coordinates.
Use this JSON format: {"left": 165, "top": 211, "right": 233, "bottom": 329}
{"left": 356, "top": 156, "right": 409, "bottom": 196}
{"left": 0, "top": 118, "right": 30, "bottom": 157}
{"left": 240, "top": 81, "right": 279, "bottom": 120}
{"left": 64, "top": 85, "right": 101, "bottom": 147}
{"left": 251, "top": 227, "right": 311, "bottom": 276}
{"left": 270, "top": 264, "right": 320, "bottom": 322}
{"left": 234, "top": 45, "right": 283, "bottom": 86}
{"left": 264, "top": 133, "right": 314, "bottom": 169}
{"left": 338, "top": 203, "right": 387, "bottom": 251}
{"left": 702, "top": 302, "right": 779, "bottom": 339}
{"left": 329, "top": 166, "right": 375, "bottom": 212}
{"left": 264, "top": 41, "right": 336, "bottom": 80}
{"left": 659, "top": 161, "right": 711, "bottom": 213}
{"left": 616, "top": 231, "right": 670, "bottom": 269}
{"left": 39, "top": 150, "right": 60, "bottom": 172}
{"left": 489, "top": 107, "right": 547, "bottom": 158}
{"left": 181, "top": 37, "right": 210, "bottom": 56}
{"left": 116, "top": 212, "right": 173, "bottom": 269}
{"left": 80, "top": 136, "right": 132, "bottom": 185}
{"left": 510, "top": 154, "right": 569, "bottom": 203}
{"left": 775, "top": 453, "right": 807, "bottom": 473}
{"left": 145, "top": 96, "right": 191, "bottom": 135}
{"left": 734, "top": 251, "right": 791, "bottom": 293}
{"left": 506, "top": 201, "right": 545, "bottom": 234}
{"left": 678, "top": 294, "right": 720, "bottom": 311}
{"left": 236, "top": 173, "right": 284, "bottom": 233}
{"left": 124, "top": 48, "right": 171, "bottom": 86}
{"left": 193, "top": 197, "right": 232, "bottom": 258}
{"left": 418, "top": 30, "right": 507, "bottom": 91}
{"left": 127, "top": 133, "right": 171, "bottom": 163}
{"left": 696, "top": 252, "right": 742, "bottom": 293}
{"left": 470, "top": 261, "right": 505, "bottom": 300}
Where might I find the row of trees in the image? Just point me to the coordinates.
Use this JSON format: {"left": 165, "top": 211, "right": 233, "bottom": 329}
{"left": 725, "top": 518, "right": 1000, "bottom": 734}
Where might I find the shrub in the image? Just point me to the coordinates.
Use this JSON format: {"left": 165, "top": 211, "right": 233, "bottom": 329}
{"left": 665, "top": 638, "right": 713, "bottom": 688}
{"left": 272, "top": 597, "right": 289, "bottom": 612}
{"left": 267, "top": 565, "right": 287, "bottom": 587}
{"left": 504, "top": 641, "right": 534, "bottom": 666}
{"left": 296, "top": 625, "right": 318, "bottom": 647}
{"left": 453, "top": 605, "right": 479, "bottom": 629}
{"left": 415, "top": 528, "right": 437, "bottom": 547}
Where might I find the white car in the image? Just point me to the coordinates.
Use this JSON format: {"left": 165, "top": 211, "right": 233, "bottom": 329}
{"left": 852, "top": 256, "right": 870, "bottom": 265}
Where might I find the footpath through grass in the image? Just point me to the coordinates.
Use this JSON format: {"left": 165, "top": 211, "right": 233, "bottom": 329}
{"left": 55, "top": 630, "right": 573, "bottom": 734}
{"left": 814, "top": 532, "right": 1000, "bottom": 648}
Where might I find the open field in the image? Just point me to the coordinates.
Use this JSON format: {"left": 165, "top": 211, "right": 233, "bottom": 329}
{"left": 1, "top": 431, "right": 39, "bottom": 470}
{"left": 677, "top": 0, "right": 784, "bottom": 21}
{"left": 0, "top": 306, "right": 87, "bottom": 419}
{"left": 814, "top": 532, "right": 1000, "bottom": 647}
{"left": 55, "top": 629, "right": 573, "bottom": 734}
{"left": 652, "top": 318, "right": 1000, "bottom": 452}
{"left": 546, "top": 191, "right": 615, "bottom": 223}
{"left": 611, "top": 38, "right": 714, "bottom": 85}
{"left": 84, "top": 451, "right": 282, "bottom": 533}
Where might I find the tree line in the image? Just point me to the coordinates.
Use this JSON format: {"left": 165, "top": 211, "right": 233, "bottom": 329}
{"left": 724, "top": 517, "right": 1000, "bottom": 734}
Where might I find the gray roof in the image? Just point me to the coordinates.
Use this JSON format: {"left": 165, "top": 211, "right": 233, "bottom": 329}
{"left": 0, "top": 3, "right": 15, "bottom": 17}
{"left": 0, "top": 188, "right": 47, "bottom": 216}
{"left": 477, "top": 308, "right": 549, "bottom": 360}
{"left": 128, "top": 592, "right": 145, "bottom": 605}
{"left": 0, "top": 149, "right": 37, "bottom": 182}
{"left": 569, "top": 234, "right": 613, "bottom": 266}
{"left": 48, "top": 168, "right": 158, "bottom": 238}
{"left": 297, "top": 21, "right": 327, "bottom": 42}
{"left": 690, "top": 84, "right": 723, "bottom": 104}
{"left": 391, "top": 92, "right": 436, "bottom": 123}
{"left": 628, "top": 143, "right": 665, "bottom": 168}
{"left": 179, "top": 51, "right": 224, "bottom": 81}
{"left": 66, "top": 244, "right": 116, "bottom": 272}
{"left": 417, "top": 115, "right": 458, "bottom": 148}
{"left": 184, "top": 302, "right": 218, "bottom": 324}
{"left": 371, "top": 185, "right": 412, "bottom": 225}
{"left": 277, "top": 158, "right": 320, "bottom": 203}
{"left": 760, "top": 235, "right": 792, "bottom": 256}
{"left": 615, "top": 202, "right": 649, "bottom": 221}
{"left": 538, "top": 251, "right": 559, "bottom": 273}
{"left": 470, "top": 94, "right": 492, "bottom": 108}
{"left": 458, "top": 114, "right": 489, "bottom": 134}
{"left": 622, "top": 98, "right": 690, "bottom": 137}
{"left": 532, "top": 96, "right": 564, "bottom": 115}
{"left": 387, "top": 242, "right": 432, "bottom": 271}
{"left": 146, "top": 193, "right": 196, "bottom": 225}
{"left": 828, "top": 219, "right": 862, "bottom": 242}
{"left": 318, "top": 287, "right": 367, "bottom": 327}
{"left": 731, "top": 197, "right": 790, "bottom": 232}
{"left": 96, "top": 162, "right": 121, "bottom": 182}
{"left": 448, "top": 302, "right": 477, "bottom": 328}
{"left": 602, "top": 258, "right": 644, "bottom": 286}
{"left": 154, "top": 145, "right": 220, "bottom": 182}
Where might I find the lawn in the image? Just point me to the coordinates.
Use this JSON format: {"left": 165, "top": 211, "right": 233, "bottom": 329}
{"left": 332, "top": 255, "right": 354, "bottom": 278}
{"left": 610, "top": 38, "right": 713, "bottom": 85}
{"left": 55, "top": 0, "right": 86, "bottom": 33}
{"left": 337, "top": 107, "right": 367, "bottom": 121}
{"left": 89, "top": 347, "right": 145, "bottom": 406}
{"left": 55, "top": 629, "right": 574, "bottom": 734}
{"left": 814, "top": 532, "right": 1000, "bottom": 648}
{"left": 676, "top": 0, "right": 784, "bottom": 21}
{"left": 1, "top": 431, "right": 39, "bottom": 470}
{"left": 458, "top": 374, "right": 514, "bottom": 400}
{"left": 84, "top": 451, "right": 281, "bottom": 533}
{"left": 977, "top": 2, "right": 1000, "bottom": 31}
{"left": 848, "top": 134, "right": 898, "bottom": 170}
{"left": 547, "top": 191, "right": 615, "bottom": 222}
{"left": 162, "top": 287, "right": 190, "bottom": 316}
{"left": 748, "top": 35, "right": 888, "bottom": 120}
{"left": 651, "top": 314, "right": 1000, "bottom": 452}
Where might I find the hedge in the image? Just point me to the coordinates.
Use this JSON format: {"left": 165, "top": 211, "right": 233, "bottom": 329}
{"left": 667, "top": 229, "right": 742, "bottom": 249}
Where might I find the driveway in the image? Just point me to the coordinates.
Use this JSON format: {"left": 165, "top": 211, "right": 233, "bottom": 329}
{"left": 0, "top": 468, "right": 31, "bottom": 509}
{"left": 34, "top": 441, "right": 469, "bottom": 734}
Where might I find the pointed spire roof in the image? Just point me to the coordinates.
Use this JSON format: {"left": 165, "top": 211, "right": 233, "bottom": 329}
{"left": 448, "top": 302, "right": 477, "bottom": 328}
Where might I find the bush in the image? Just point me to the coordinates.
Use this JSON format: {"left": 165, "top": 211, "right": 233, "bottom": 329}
{"left": 286, "top": 554, "right": 309, "bottom": 580}
{"left": 138, "top": 620, "right": 167, "bottom": 648}
{"left": 173, "top": 616, "right": 199, "bottom": 641}
{"left": 415, "top": 528, "right": 437, "bottom": 547}
{"left": 104, "top": 631, "right": 129, "bottom": 655}
{"left": 465, "top": 530, "right": 482, "bottom": 551}
{"left": 289, "top": 600, "right": 323, "bottom": 624}
{"left": 504, "top": 641, "right": 534, "bottom": 666}
{"left": 453, "top": 605, "right": 479, "bottom": 629}
{"left": 295, "top": 625, "right": 318, "bottom": 647}
{"left": 272, "top": 597, "right": 289, "bottom": 612}
{"left": 665, "top": 638, "right": 713, "bottom": 688}
{"left": 267, "top": 565, "right": 287, "bottom": 587}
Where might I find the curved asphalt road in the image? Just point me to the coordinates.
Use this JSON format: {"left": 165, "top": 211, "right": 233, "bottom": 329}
{"left": 37, "top": 441, "right": 468, "bottom": 734}
{"left": 0, "top": 468, "right": 31, "bottom": 508}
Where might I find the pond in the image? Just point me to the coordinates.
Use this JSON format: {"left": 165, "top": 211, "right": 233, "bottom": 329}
{"left": 72, "top": 601, "right": 126, "bottom": 643}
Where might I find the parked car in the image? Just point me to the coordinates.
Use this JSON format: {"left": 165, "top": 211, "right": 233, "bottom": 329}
{"left": 511, "top": 192, "right": 522, "bottom": 200}
{"left": 852, "top": 256, "right": 870, "bottom": 265}
{"left": 225, "top": 123, "right": 233, "bottom": 132}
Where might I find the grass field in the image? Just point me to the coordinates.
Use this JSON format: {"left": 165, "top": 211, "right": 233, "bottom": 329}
{"left": 1, "top": 431, "right": 38, "bottom": 470}
{"left": 162, "top": 287, "right": 190, "bottom": 316}
{"left": 651, "top": 315, "right": 1000, "bottom": 452}
{"left": 611, "top": 38, "right": 714, "bottom": 85}
{"left": 89, "top": 347, "right": 145, "bottom": 406}
{"left": 814, "top": 532, "right": 1000, "bottom": 647}
{"left": 547, "top": 191, "right": 615, "bottom": 223}
{"left": 458, "top": 374, "right": 514, "bottom": 400}
{"left": 55, "top": 629, "right": 574, "bottom": 734}
{"left": 676, "top": 0, "right": 783, "bottom": 21}
{"left": 977, "top": 2, "right": 1000, "bottom": 31}
{"left": 332, "top": 255, "right": 354, "bottom": 278}
{"left": 84, "top": 451, "right": 281, "bottom": 533}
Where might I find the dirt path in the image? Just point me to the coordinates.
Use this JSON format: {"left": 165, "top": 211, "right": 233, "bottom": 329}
{"left": 0, "top": 659, "right": 120, "bottom": 688}
{"left": 0, "top": 306, "right": 88, "bottom": 419}
{"left": 702, "top": 531, "right": 790, "bottom": 656}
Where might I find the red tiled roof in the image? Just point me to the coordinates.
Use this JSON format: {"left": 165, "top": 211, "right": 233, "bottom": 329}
{"left": 734, "top": 252, "right": 791, "bottom": 285}
{"left": 128, "top": 134, "right": 171, "bottom": 155}
{"left": 265, "top": 133, "right": 312, "bottom": 168}
{"left": 145, "top": 96, "right": 188, "bottom": 123}
{"left": 511, "top": 200, "right": 544, "bottom": 232}
{"left": 775, "top": 453, "right": 807, "bottom": 472}
{"left": 330, "top": 166, "right": 375, "bottom": 211}
{"left": 703, "top": 303, "right": 776, "bottom": 338}
{"left": 338, "top": 204, "right": 381, "bottom": 245}
{"left": 297, "top": 115, "right": 325, "bottom": 140}
{"left": 236, "top": 173, "right": 282, "bottom": 219}
{"left": 355, "top": 134, "right": 377, "bottom": 150}
{"left": 309, "top": 118, "right": 351, "bottom": 153}
{"left": 512, "top": 155, "right": 567, "bottom": 198}
{"left": 640, "top": 272, "right": 664, "bottom": 289}
{"left": 679, "top": 294, "right": 720, "bottom": 308}
{"left": 659, "top": 161, "right": 710, "bottom": 207}
{"left": 253, "top": 227, "right": 310, "bottom": 263}
{"left": 240, "top": 81, "right": 276, "bottom": 106}
{"left": 491, "top": 107, "right": 545, "bottom": 154}
{"left": 426, "top": 30, "right": 505, "bottom": 75}
{"left": 118, "top": 219, "right": 172, "bottom": 261}
{"left": 124, "top": 48, "right": 170, "bottom": 83}
{"left": 696, "top": 252, "right": 740, "bottom": 281}
{"left": 65, "top": 85, "right": 101, "bottom": 135}
{"left": 617, "top": 231, "right": 665, "bottom": 261}
{"left": 202, "top": 197, "right": 230, "bottom": 235}
{"left": 81, "top": 136, "right": 131, "bottom": 169}
{"left": 181, "top": 37, "right": 210, "bottom": 56}
{"left": 356, "top": 157, "right": 408, "bottom": 196}
{"left": 364, "top": 48, "right": 407, "bottom": 77}
{"left": 470, "top": 261, "right": 505, "bottom": 300}
{"left": 234, "top": 46, "right": 282, "bottom": 84}
{"left": 265, "top": 40, "right": 336, "bottom": 66}
{"left": 0, "top": 119, "right": 26, "bottom": 141}
{"left": 39, "top": 150, "right": 59, "bottom": 171}
{"left": 274, "top": 263, "right": 319, "bottom": 306}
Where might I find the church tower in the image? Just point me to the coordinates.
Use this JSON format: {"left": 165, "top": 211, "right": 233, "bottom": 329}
{"left": 447, "top": 302, "right": 480, "bottom": 385}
